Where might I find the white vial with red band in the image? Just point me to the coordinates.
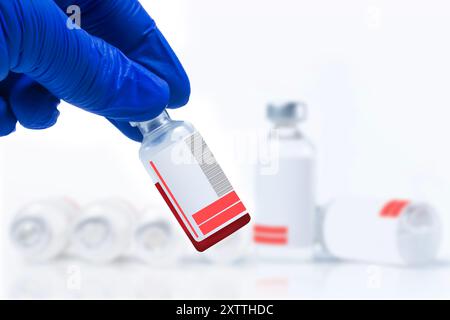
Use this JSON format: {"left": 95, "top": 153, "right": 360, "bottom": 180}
{"left": 318, "top": 197, "right": 442, "bottom": 265}
{"left": 131, "top": 111, "right": 251, "bottom": 252}
{"left": 253, "top": 101, "right": 316, "bottom": 260}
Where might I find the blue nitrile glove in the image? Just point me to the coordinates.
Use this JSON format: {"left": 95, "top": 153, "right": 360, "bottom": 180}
{"left": 0, "top": 0, "right": 190, "bottom": 141}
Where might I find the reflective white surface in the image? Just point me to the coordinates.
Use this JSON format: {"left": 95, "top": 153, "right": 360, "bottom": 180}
{"left": 5, "top": 257, "right": 450, "bottom": 300}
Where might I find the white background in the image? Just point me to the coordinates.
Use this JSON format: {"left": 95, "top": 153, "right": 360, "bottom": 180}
{"left": 2, "top": 0, "right": 450, "bottom": 299}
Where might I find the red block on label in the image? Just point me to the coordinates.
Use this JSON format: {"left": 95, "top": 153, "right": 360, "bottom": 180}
{"left": 193, "top": 191, "right": 241, "bottom": 225}
{"left": 156, "top": 183, "right": 250, "bottom": 252}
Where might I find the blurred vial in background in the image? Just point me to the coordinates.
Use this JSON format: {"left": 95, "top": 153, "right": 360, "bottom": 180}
{"left": 71, "top": 198, "right": 137, "bottom": 263}
{"left": 319, "top": 197, "right": 442, "bottom": 266}
{"left": 10, "top": 198, "right": 79, "bottom": 262}
{"left": 203, "top": 227, "right": 252, "bottom": 265}
{"left": 253, "top": 102, "right": 316, "bottom": 261}
{"left": 132, "top": 205, "right": 184, "bottom": 267}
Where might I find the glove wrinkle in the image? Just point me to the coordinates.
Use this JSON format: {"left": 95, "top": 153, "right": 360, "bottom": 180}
{"left": 0, "top": 10, "right": 9, "bottom": 80}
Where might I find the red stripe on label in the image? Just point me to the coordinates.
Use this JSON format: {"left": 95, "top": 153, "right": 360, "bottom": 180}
{"left": 150, "top": 161, "right": 198, "bottom": 238}
{"left": 155, "top": 182, "right": 198, "bottom": 246}
{"left": 253, "top": 225, "right": 288, "bottom": 235}
{"left": 193, "top": 191, "right": 240, "bottom": 225}
{"left": 199, "top": 202, "right": 246, "bottom": 235}
{"left": 253, "top": 235, "right": 287, "bottom": 245}
{"left": 198, "top": 213, "right": 251, "bottom": 252}
{"left": 380, "top": 201, "right": 397, "bottom": 217}
{"left": 380, "top": 200, "right": 410, "bottom": 218}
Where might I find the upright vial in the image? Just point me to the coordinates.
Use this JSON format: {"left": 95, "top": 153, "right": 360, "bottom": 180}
{"left": 254, "top": 102, "right": 316, "bottom": 260}
{"left": 320, "top": 197, "right": 442, "bottom": 265}
{"left": 132, "top": 111, "right": 251, "bottom": 252}
{"left": 10, "top": 198, "right": 79, "bottom": 262}
{"left": 71, "top": 198, "right": 137, "bottom": 263}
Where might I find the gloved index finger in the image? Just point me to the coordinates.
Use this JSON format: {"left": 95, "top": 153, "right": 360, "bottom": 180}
{"left": 0, "top": 0, "right": 170, "bottom": 127}
{"left": 54, "top": 0, "right": 191, "bottom": 108}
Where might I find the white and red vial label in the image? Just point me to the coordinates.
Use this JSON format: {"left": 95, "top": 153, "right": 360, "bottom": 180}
{"left": 145, "top": 131, "right": 250, "bottom": 252}
{"left": 253, "top": 157, "right": 315, "bottom": 249}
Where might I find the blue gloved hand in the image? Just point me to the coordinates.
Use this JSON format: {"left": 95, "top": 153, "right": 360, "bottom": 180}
{"left": 0, "top": 0, "right": 190, "bottom": 141}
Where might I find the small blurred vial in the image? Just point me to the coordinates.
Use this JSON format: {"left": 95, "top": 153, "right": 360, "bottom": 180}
{"left": 71, "top": 198, "right": 137, "bottom": 263}
{"left": 254, "top": 102, "right": 316, "bottom": 261}
{"left": 319, "top": 197, "right": 442, "bottom": 266}
{"left": 131, "top": 111, "right": 251, "bottom": 252}
{"left": 203, "top": 228, "right": 251, "bottom": 265}
{"left": 132, "top": 205, "right": 184, "bottom": 266}
{"left": 10, "top": 198, "right": 79, "bottom": 262}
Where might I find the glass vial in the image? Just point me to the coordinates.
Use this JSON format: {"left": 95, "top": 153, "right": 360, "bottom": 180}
{"left": 132, "top": 205, "right": 184, "bottom": 266}
{"left": 254, "top": 101, "right": 316, "bottom": 261}
{"left": 10, "top": 197, "right": 79, "bottom": 262}
{"left": 203, "top": 229, "right": 251, "bottom": 265}
{"left": 319, "top": 197, "right": 442, "bottom": 265}
{"left": 131, "top": 111, "right": 251, "bottom": 252}
{"left": 71, "top": 198, "right": 137, "bottom": 263}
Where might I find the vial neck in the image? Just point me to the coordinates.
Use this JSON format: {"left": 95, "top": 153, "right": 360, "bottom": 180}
{"left": 271, "top": 122, "right": 302, "bottom": 139}
{"left": 133, "top": 111, "right": 171, "bottom": 136}
{"left": 274, "top": 122, "right": 298, "bottom": 129}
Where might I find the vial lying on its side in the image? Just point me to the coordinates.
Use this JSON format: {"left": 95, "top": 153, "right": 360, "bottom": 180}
{"left": 71, "top": 198, "right": 137, "bottom": 263}
{"left": 319, "top": 197, "right": 442, "bottom": 265}
{"left": 10, "top": 198, "right": 79, "bottom": 262}
{"left": 131, "top": 111, "right": 251, "bottom": 252}
{"left": 132, "top": 205, "right": 184, "bottom": 266}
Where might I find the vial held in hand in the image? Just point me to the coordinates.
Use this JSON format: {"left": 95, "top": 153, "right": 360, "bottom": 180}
{"left": 132, "top": 111, "right": 251, "bottom": 252}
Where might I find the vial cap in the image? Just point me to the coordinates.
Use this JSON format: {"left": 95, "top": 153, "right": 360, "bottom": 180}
{"left": 267, "top": 101, "right": 307, "bottom": 124}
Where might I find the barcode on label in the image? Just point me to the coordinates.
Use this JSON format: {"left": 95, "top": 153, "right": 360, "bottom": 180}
{"left": 185, "top": 132, "right": 233, "bottom": 197}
